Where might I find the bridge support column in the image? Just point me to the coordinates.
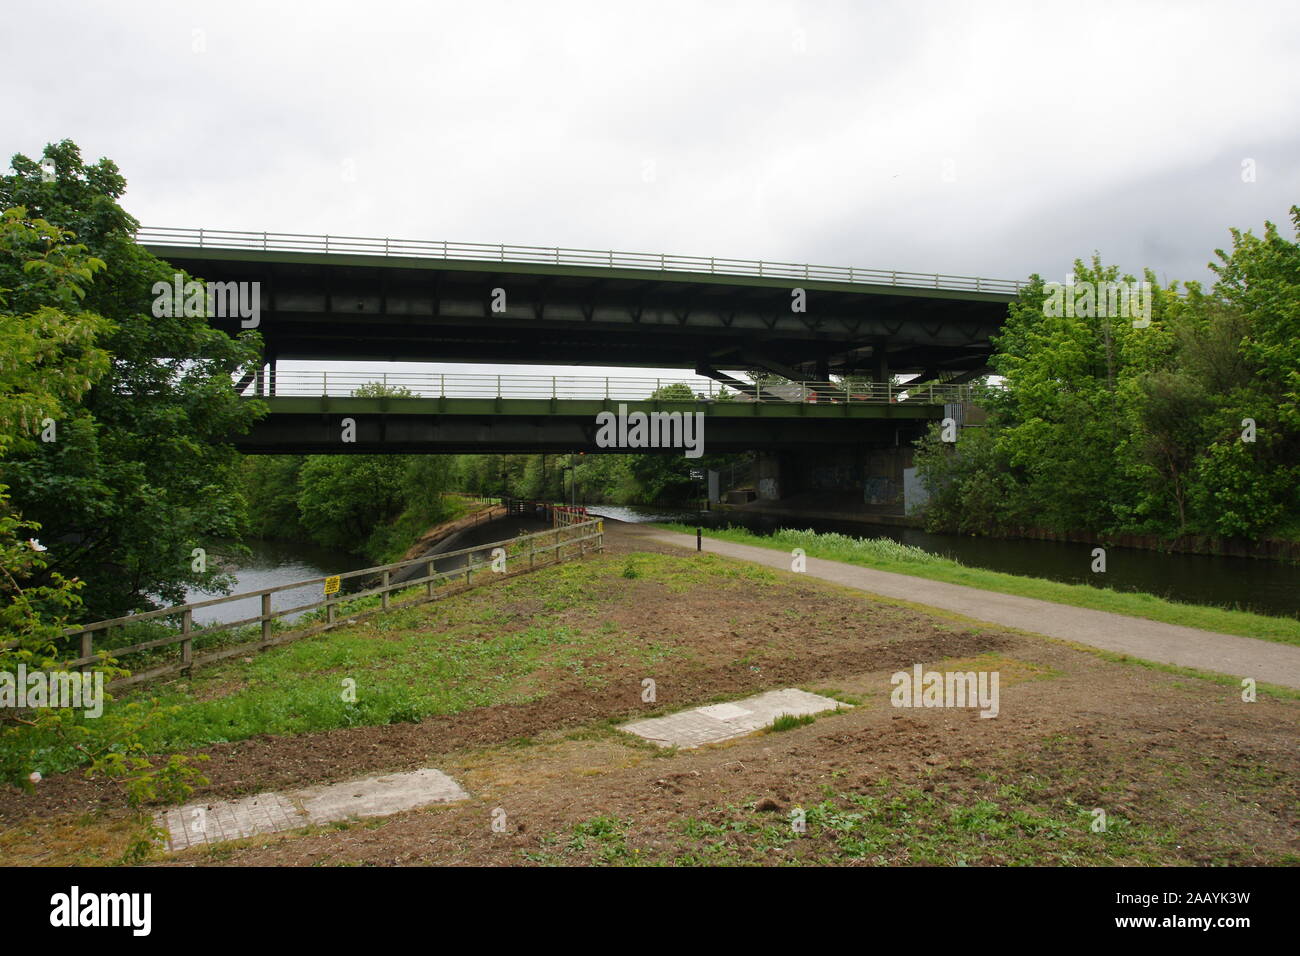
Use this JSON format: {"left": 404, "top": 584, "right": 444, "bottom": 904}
{"left": 756, "top": 452, "right": 787, "bottom": 501}
{"left": 871, "top": 350, "right": 890, "bottom": 384}
{"left": 768, "top": 444, "right": 919, "bottom": 515}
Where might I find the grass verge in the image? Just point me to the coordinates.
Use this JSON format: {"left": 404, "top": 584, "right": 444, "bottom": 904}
{"left": 656, "top": 523, "right": 1300, "bottom": 647}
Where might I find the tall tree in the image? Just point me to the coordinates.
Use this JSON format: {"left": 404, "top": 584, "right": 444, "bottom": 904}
{"left": 0, "top": 141, "right": 265, "bottom": 618}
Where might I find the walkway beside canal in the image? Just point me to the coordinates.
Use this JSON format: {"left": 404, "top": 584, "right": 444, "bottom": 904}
{"left": 625, "top": 524, "right": 1300, "bottom": 689}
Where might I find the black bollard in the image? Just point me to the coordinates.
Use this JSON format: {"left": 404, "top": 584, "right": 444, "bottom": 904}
{"left": 697, "top": 527, "right": 702, "bottom": 551}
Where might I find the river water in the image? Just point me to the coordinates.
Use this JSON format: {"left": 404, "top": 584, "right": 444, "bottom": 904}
{"left": 181, "top": 539, "right": 368, "bottom": 626}
{"left": 184, "top": 519, "right": 554, "bottom": 626}
{"left": 587, "top": 504, "right": 1300, "bottom": 619}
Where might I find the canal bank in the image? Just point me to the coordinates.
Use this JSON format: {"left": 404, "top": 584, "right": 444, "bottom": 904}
{"left": 711, "top": 498, "right": 1300, "bottom": 560}
{"left": 612, "top": 521, "right": 1300, "bottom": 689}
{"left": 390, "top": 511, "right": 553, "bottom": 584}
{"left": 589, "top": 502, "right": 1300, "bottom": 620}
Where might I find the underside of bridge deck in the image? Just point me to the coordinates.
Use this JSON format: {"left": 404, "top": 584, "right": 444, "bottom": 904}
{"left": 236, "top": 397, "right": 942, "bottom": 454}
{"left": 148, "top": 246, "right": 1012, "bottom": 382}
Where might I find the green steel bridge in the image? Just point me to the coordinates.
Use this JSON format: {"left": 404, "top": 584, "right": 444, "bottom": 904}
{"left": 138, "top": 226, "right": 1020, "bottom": 384}
{"left": 234, "top": 371, "right": 976, "bottom": 454}
{"left": 137, "top": 228, "right": 1011, "bottom": 453}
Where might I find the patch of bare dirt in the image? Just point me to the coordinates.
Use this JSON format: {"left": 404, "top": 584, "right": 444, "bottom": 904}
{"left": 3, "top": 519, "right": 1296, "bottom": 866}
{"left": 176, "top": 643, "right": 1298, "bottom": 867}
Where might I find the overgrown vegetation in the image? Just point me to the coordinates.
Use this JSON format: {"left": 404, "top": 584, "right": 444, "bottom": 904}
{"left": 21, "top": 552, "right": 766, "bottom": 773}
{"left": 0, "top": 197, "right": 205, "bottom": 844}
{"left": 915, "top": 209, "right": 1300, "bottom": 544}
{"left": 0, "top": 141, "right": 264, "bottom": 621}
{"left": 242, "top": 454, "right": 466, "bottom": 564}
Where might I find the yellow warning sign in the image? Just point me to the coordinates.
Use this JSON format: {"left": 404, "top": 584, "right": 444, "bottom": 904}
{"left": 323, "top": 575, "right": 341, "bottom": 596}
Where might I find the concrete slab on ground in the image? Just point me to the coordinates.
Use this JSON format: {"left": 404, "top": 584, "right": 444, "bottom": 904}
{"left": 294, "top": 768, "right": 468, "bottom": 822}
{"left": 620, "top": 688, "right": 847, "bottom": 749}
{"left": 157, "top": 768, "right": 469, "bottom": 852}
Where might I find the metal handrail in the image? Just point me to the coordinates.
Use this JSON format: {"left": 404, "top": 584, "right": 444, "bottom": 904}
{"left": 237, "top": 370, "right": 985, "bottom": 405}
{"left": 137, "top": 225, "right": 1026, "bottom": 296}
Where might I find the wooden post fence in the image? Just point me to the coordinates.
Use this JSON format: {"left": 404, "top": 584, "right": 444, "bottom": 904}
{"left": 51, "top": 519, "right": 605, "bottom": 690}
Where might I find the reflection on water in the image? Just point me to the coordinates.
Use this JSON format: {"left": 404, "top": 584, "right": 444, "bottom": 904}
{"left": 185, "top": 520, "right": 559, "bottom": 626}
{"left": 181, "top": 539, "right": 367, "bottom": 626}
{"left": 588, "top": 504, "right": 1300, "bottom": 619}
{"left": 586, "top": 504, "right": 692, "bottom": 524}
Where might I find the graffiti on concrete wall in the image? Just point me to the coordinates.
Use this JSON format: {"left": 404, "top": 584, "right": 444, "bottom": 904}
{"left": 863, "top": 477, "right": 893, "bottom": 504}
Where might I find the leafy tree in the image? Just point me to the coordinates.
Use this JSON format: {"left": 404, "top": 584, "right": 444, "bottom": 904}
{"left": 0, "top": 210, "right": 205, "bottom": 848}
{"left": 351, "top": 382, "right": 416, "bottom": 398}
{"left": 648, "top": 382, "right": 695, "bottom": 401}
{"left": 240, "top": 455, "right": 306, "bottom": 539}
{"left": 1178, "top": 208, "right": 1300, "bottom": 536}
{"left": 296, "top": 456, "right": 407, "bottom": 553}
{"left": 572, "top": 453, "right": 639, "bottom": 503}
{"left": 917, "top": 209, "right": 1300, "bottom": 543}
{"left": 0, "top": 141, "right": 265, "bottom": 619}
{"left": 0, "top": 208, "right": 112, "bottom": 440}
{"left": 913, "top": 423, "right": 1021, "bottom": 533}
{"left": 1217, "top": 207, "right": 1300, "bottom": 431}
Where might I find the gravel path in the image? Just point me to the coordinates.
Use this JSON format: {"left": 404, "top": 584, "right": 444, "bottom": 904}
{"left": 620, "top": 523, "right": 1300, "bottom": 689}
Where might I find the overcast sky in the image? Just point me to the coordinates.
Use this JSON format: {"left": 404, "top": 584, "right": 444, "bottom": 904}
{"left": 5, "top": 0, "right": 1298, "bottom": 379}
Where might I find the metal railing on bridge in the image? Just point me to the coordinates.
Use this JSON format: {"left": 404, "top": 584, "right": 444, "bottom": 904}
{"left": 240, "top": 370, "right": 978, "bottom": 405}
{"left": 138, "top": 225, "right": 1026, "bottom": 295}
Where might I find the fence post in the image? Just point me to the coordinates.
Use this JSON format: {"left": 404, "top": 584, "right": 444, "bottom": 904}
{"left": 327, "top": 599, "right": 336, "bottom": 625}
{"left": 261, "top": 593, "right": 272, "bottom": 645}
{"left": 426, "top": 560, "right": 434, "bottom": 597}
{"left": 382, "top": 570, "right": 391, "bottom": 609}
{"left": 80, "top": 630, "right": 94, "bottom": 673}
{"left": 180, "top": 609, "right": 193, "bottom": 675}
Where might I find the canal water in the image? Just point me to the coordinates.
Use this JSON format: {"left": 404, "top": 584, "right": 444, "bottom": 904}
{"left": 181, "top": 539, "right": 369, "bottom": 626}
{"left": 184, "top": 518, "right": 555, "bottom": 626}
{"left": 587, "top": 504, "right": 1300, "bottom": 619}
